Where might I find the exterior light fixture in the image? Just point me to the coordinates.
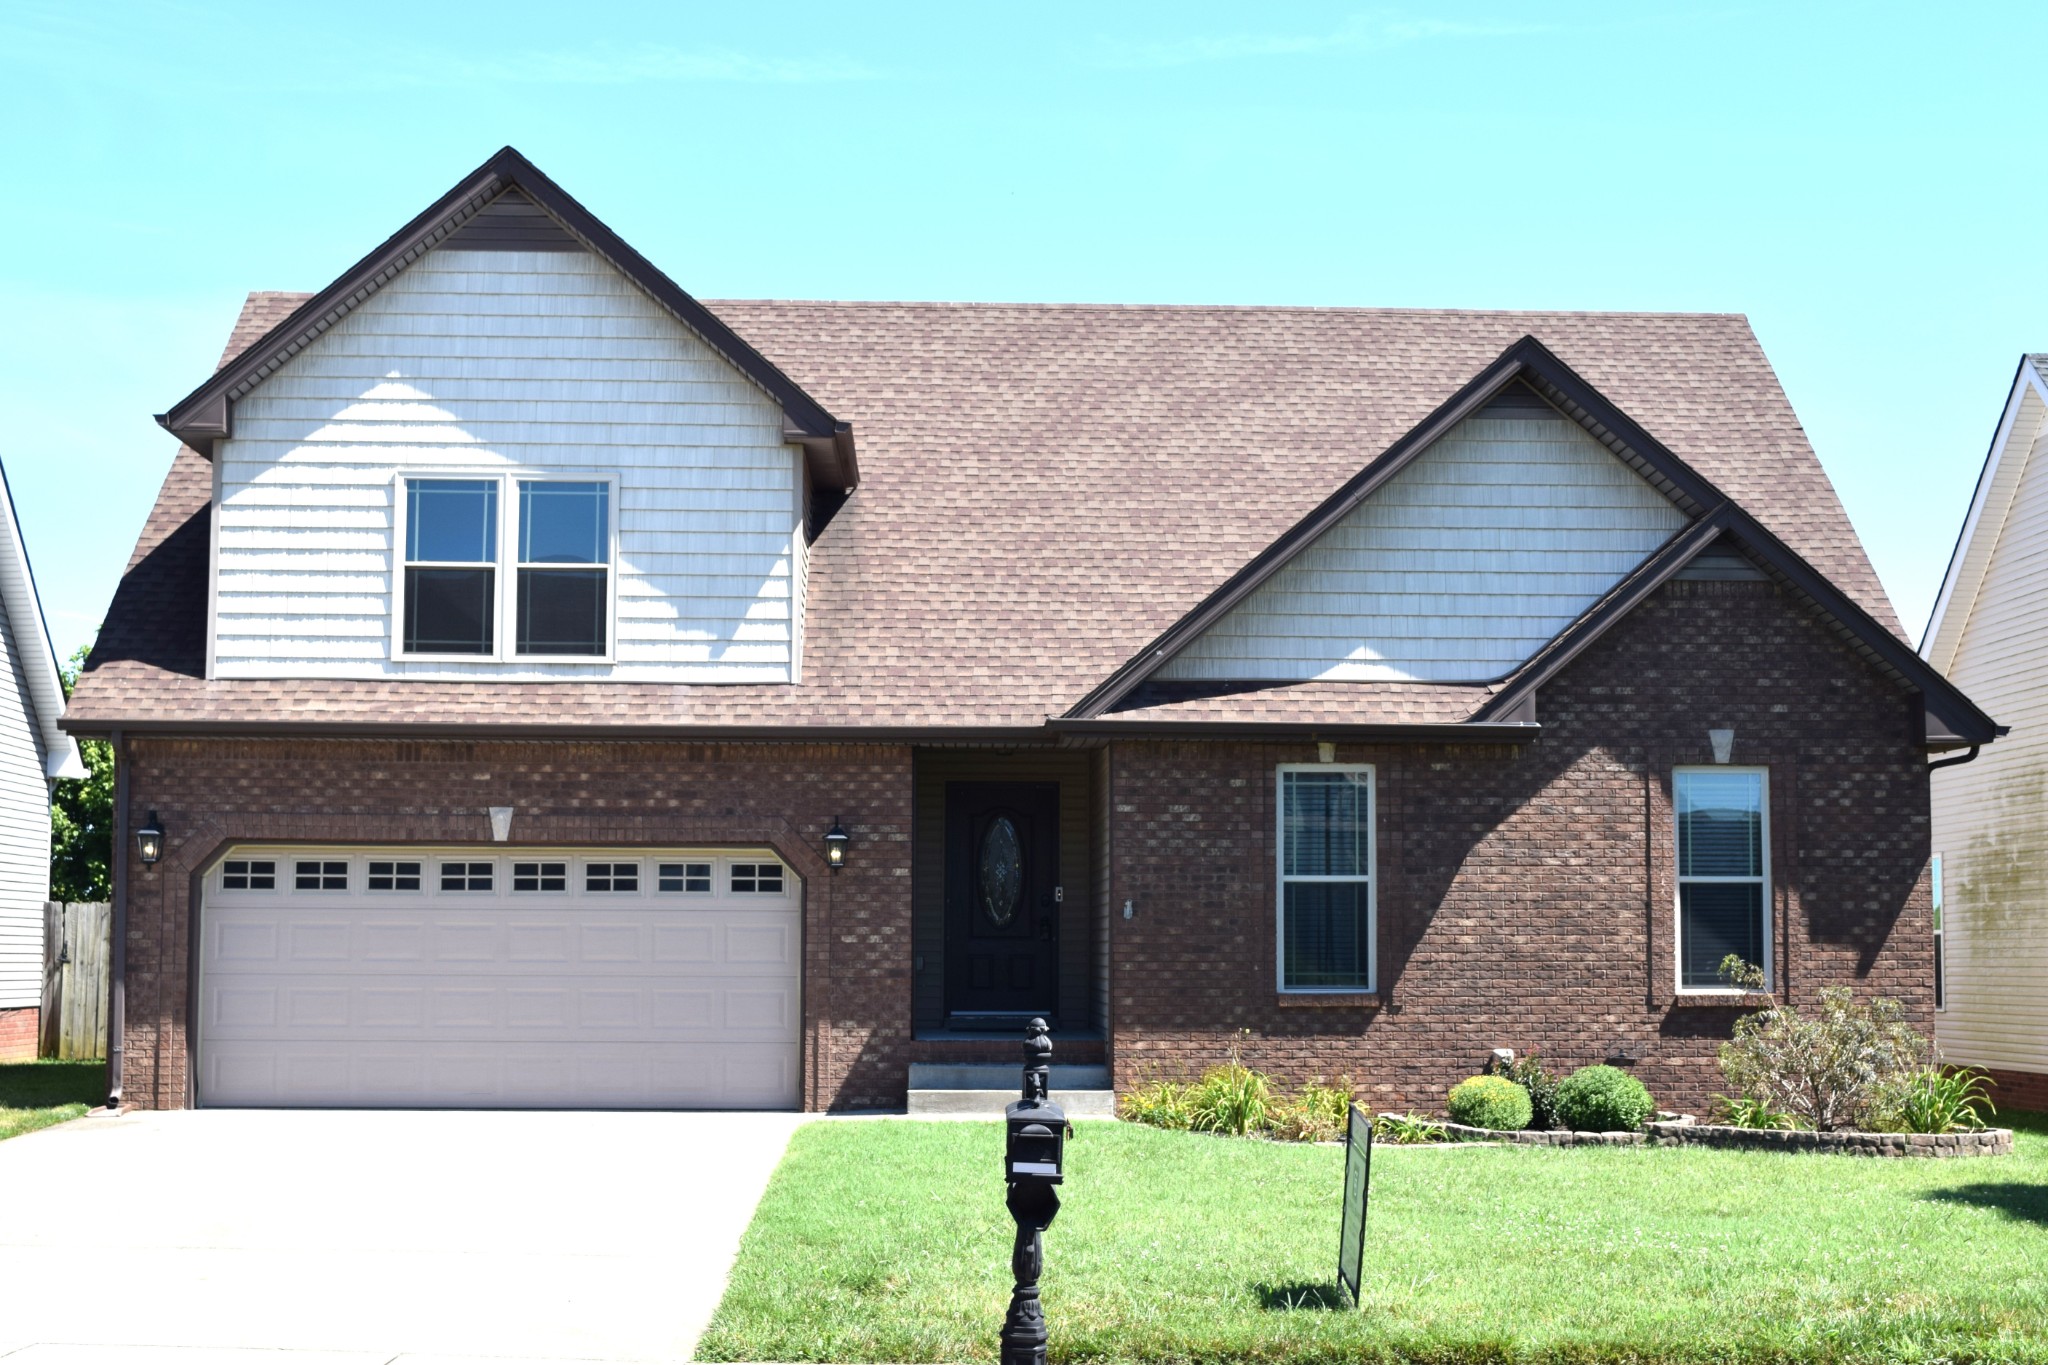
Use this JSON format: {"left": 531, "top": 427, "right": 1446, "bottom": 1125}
{"left": 824, "top": 819, "right": 851, "bottom": 870}
{"left": 135, "top": 811, "right": 165, "bottom": 866}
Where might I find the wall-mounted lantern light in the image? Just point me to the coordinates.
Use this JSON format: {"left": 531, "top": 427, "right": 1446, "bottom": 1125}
{"left": 824, "top": 819, "right": 851, "bottom": 871}
{"left": 135, "top": 811, "right": 165, "bottom": 866}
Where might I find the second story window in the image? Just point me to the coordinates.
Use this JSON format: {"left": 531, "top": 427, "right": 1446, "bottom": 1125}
{"left": 397, "top": 475, "right": 614, "bottom": 661}
{"left": 518, "top": 481, "right": 610, "bottom": 656}
{"left": 404, "top": 478, "right": 498, "bottom": 655}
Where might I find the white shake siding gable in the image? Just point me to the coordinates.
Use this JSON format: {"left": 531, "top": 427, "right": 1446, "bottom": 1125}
{"left": 0, "top": 590, "right": 52, "bottom": 1009}
{"left": 211, "top": 248, "right": 803, "bottom": 682}
{"left": 1160, "top": 413, "right": 1690, "bottom": 683}
{"left": 1929, "top": 395, "right": 2048, "bottom": 1079}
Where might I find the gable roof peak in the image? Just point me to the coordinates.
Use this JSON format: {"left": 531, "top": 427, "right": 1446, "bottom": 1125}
{"left": 155, "top": 147, "right": 857, "bottom": 490}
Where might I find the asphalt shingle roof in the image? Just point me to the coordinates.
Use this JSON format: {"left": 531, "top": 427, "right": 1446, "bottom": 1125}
{"left": 68, "top": 294, "right": 1897, "bottom": 732}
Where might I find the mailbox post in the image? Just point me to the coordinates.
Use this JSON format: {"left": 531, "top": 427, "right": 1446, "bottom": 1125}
{"left": 1000, "top": 1017, "right": 1066, "bottom": 1365}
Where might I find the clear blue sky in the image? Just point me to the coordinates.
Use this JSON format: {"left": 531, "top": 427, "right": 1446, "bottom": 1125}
{"left": 4, "top": 2, "right": 2042, "bottom": 666}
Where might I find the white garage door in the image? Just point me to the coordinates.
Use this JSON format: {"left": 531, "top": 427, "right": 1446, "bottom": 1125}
{"left": 198, "top": 847, "right": 801, "bottom": 1109}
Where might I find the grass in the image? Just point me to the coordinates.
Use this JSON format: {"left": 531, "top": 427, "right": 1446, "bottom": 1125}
{"left": 697, "top": 1114, "right": 2048, "bottom": 1365}
{"left": 0, "top": 1060, "right": 105, "bottom": 1141}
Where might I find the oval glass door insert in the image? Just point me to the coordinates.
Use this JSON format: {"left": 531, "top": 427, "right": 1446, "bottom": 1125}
{"left": 979, "top": 816, "right": 1023, "bottom": 927}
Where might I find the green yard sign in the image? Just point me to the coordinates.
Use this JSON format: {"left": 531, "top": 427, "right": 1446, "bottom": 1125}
{"left": 1338, "top": 1103, "right": 1372, "bottom": 1307}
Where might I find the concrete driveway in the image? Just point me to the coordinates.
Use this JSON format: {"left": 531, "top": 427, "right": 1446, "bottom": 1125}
{"left": 0, "top": 1108, "right": 809, "bottom": 1364}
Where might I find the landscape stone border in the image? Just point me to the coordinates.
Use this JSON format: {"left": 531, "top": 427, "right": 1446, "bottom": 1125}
{"left": 1425, "top": 1117, "right": 2013, "bottom": 1157}
{"left": 1436, "top": 1121, "right": 1644, "bottom": 1147}
{"left": 1645, "top": 1120, "right": 2014, "bottom": 1157}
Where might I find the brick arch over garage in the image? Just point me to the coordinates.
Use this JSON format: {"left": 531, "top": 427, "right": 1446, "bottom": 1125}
{"left": 116, "top": 736, "right": 914, "bottom": 1112}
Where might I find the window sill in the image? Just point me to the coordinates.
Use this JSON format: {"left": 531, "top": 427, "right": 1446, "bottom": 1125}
{"left": 1673, "top": 991, "right": 1776, "bottom": 1008}
{"left": 1276, "top": 992, "right": 1380, "bottom": 1009}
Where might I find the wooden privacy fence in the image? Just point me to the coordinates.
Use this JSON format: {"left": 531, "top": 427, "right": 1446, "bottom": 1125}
{"left": 40, "top": 901, "right": 109, "bottom": 1060}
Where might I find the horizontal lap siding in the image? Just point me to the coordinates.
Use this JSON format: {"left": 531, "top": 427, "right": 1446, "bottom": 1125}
{"left": 1932, "top": 417, "right": 2048, "bottom": 1077}
{"left": 0, "top": 594, "right": 51, "bottom": 1008}
{"left": 1160, "top": 414, "right": 1688, "bottom": 683}
{"left": 213, "top": 249, "right": 802, "bottom": 682}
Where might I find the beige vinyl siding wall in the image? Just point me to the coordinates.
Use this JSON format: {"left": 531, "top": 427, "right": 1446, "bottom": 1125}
{"left": 0, "top": 590, "right": 51, "bottom": 1009}
{"left": 1159, "top": 413, "right": 1688, "bottom": 682}
{"left": 212, "top": 248, "right": 804, "bottom": 682}
{"left": 1931, "top": 404, "right": 2048, "bottom": 1078}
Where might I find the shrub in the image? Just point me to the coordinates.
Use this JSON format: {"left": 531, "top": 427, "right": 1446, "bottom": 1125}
{"left": 1488, "top": 1051, "right": 1561, "bottom": 1130}
{"left": 1270, "top": 1076, "right": 1356, "bottom": 1142}
{"left": 1372, "top": 1112, "right": 1448, "bottom": 1144}
{"left": 1446, "top": 1074, "right": 1532, "bottom": 1131}
{"left": 1717, "top": 986, "right": 1927, "bottom": 1131}
{"left": 1118, "top": 1078, "right": 1195, "bottom": 1130}
{"left": 1711, "top": 1092, "right": 1799, "bottom": 1130}
{"left": 1877, "top": 1065, "right": 1996, "bottom": 1134}
{"left": 1553, "top": 1065, "right": 1656, "bottom": 1132}
{"left": 1186, "top": 1059, "right": 1274, "bottom": 1136}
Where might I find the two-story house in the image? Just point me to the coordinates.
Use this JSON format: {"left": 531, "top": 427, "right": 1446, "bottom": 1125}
{"left": 64, "top": 148, "right": 1995, "bottom": 1113}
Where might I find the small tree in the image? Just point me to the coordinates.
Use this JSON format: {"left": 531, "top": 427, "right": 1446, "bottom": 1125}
{"left": 50, "top": 644, "right": 112, "bottom": 903}
{"left": 1718, "top": 986, "right": 1927, "bottom": 1131}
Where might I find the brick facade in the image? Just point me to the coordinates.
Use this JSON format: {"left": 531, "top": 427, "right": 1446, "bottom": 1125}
{"left": 0, "top": 1006, "right": 35, "bottom": 1061}
{"left": 112, "top": 580, "right": 1942, "bottom": 1118}
{"left": 1984, "top": 1066, "right": 2048, "bottom": 1116}
{"left": 1104, "top": 579, "right": 1937, "bottom": 1116}
{"left": 117, "top": 737, "right": 913, "bottom": 1111}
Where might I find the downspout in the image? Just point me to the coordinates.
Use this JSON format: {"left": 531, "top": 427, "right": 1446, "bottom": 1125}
{"left": 106, "top": 728, "right": 126, "bottom": 1109}
{"left": 1926, "top": 745, "right": 1981, "bottom": 772}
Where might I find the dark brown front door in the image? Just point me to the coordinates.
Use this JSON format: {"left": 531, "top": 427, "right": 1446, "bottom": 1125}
{"left": 945, "top": 781, "right": 1059, "bottom": 1026}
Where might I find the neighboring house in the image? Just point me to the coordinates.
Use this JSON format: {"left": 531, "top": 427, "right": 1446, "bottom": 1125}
{"left": 63, "top": 148, "right": 1996, "bottom": 1114}
{"left": 1921, "top": 356, "right": 2048, "bottom": 1114}
{"left": 0, "top": 462, "right": 87, "bottom": 1061}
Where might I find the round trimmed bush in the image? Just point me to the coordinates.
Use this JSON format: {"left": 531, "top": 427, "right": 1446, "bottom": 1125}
{"left": 1446, "top": 1074, "right": 1532, "bottom": 1131}
{"left": 1553, "top": 1065, "right": 1657, "bottom": 1132}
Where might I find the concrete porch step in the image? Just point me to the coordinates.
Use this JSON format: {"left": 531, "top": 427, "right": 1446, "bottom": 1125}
{"left": 906, "top": 1063, "right": 1117, "bottom": 1118}
{"left": 907, "top": 1088, "right": 1118, "bottom": 1117}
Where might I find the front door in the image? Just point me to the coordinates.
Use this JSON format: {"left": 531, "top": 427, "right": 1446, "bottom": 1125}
{"left": 945, "top": 782, "right": 1060, "bottom": 1026}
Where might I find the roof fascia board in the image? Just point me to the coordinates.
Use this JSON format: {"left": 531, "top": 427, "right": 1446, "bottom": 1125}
{"left": 1048, "top": 719, "right": 1539, "bottom": 742}
{"left": 157, "top": 147, "right": 854, "bottom": 485}
{"left": 1920, "top": 357, "right": 2048, "bottom": 668}
{"left": 1473, "top": 511, "right": 1734, "bottom": 720}
{"left": 1475, "top": 499, "right": 2003, "bottom": 745}
{"left": 1065, "top": 335, "right": 1722, "bottom": 719}
{"left": 0, "top": 461, "right": 85, "bottom": 779}
{"left": 57, "top": 718, "right": 1055, "bottom": 743}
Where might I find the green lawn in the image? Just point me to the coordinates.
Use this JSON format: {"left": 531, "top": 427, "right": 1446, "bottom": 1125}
{"left": 698, "top": 1115, "right": 2048, "bottom": 1365}
{"left": 0, "top": 1060, "right": 105, "bottom": 1141}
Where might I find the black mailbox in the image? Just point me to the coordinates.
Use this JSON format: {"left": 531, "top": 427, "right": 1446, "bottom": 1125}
{"left": 1005, "top": 1106, "right": 1066, "bottom": 1185}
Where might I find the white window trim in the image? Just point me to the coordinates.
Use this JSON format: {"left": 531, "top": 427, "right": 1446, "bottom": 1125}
{"left": 1673, "top": 765, "right": 1773, "bottom": 996}
{"left": 390, "top": 471, "right": 620, "bottom": 665}
{"left": 1275, "top": 764, "right": 1377, "bottom": 994}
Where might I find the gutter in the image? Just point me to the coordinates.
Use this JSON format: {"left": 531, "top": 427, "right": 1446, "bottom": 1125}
{"left": 1926, "top": 745, "right": 1982, "bottom": 772}
{"left": 1047, "top": 719, "right": 1540, "bottom": 743}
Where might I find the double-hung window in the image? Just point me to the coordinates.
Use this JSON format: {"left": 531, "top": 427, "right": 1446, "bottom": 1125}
{"left": 517, "top": 480, "right": 610, "bottom": 655}
{"left": 1675, "top": 768, "right": 1770, "bottom": 990}
{"left": 1277, "top": 766, "right": 1374, "bottom": 992}
{"left": 403, "top": 479, "right": 498, "bottom": 655}
{"left": 398, "top": 475, "right": 612, "bottom": 660}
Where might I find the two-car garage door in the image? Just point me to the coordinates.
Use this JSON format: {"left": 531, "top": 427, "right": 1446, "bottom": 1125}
{"left": 198, "top": 847, "right": 800, "bottom": 1109}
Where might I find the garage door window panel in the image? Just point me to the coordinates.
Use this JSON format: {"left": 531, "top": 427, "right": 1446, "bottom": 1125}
{"left": 659, "top": 862, "right": 713, "bottom": 894}
{"left": 441, "top": 861, "right": 495, "bottom": 892}
{"left": 586, "top": 861, "right": 641, "bottom": 893}
{"left": 514, "top": 861, "right": 567, "bottom": 893}
{"left": 367, "top": 860, "right": 423, "bottom": 892}
{"left": 221, "top": 859, "right": 276, "bottom": 891}
{"left": 295, "top": 860, "right": 349, "bottom": 891}
{"left": 730, "top": 862, "right": 784, "bottom": 895}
